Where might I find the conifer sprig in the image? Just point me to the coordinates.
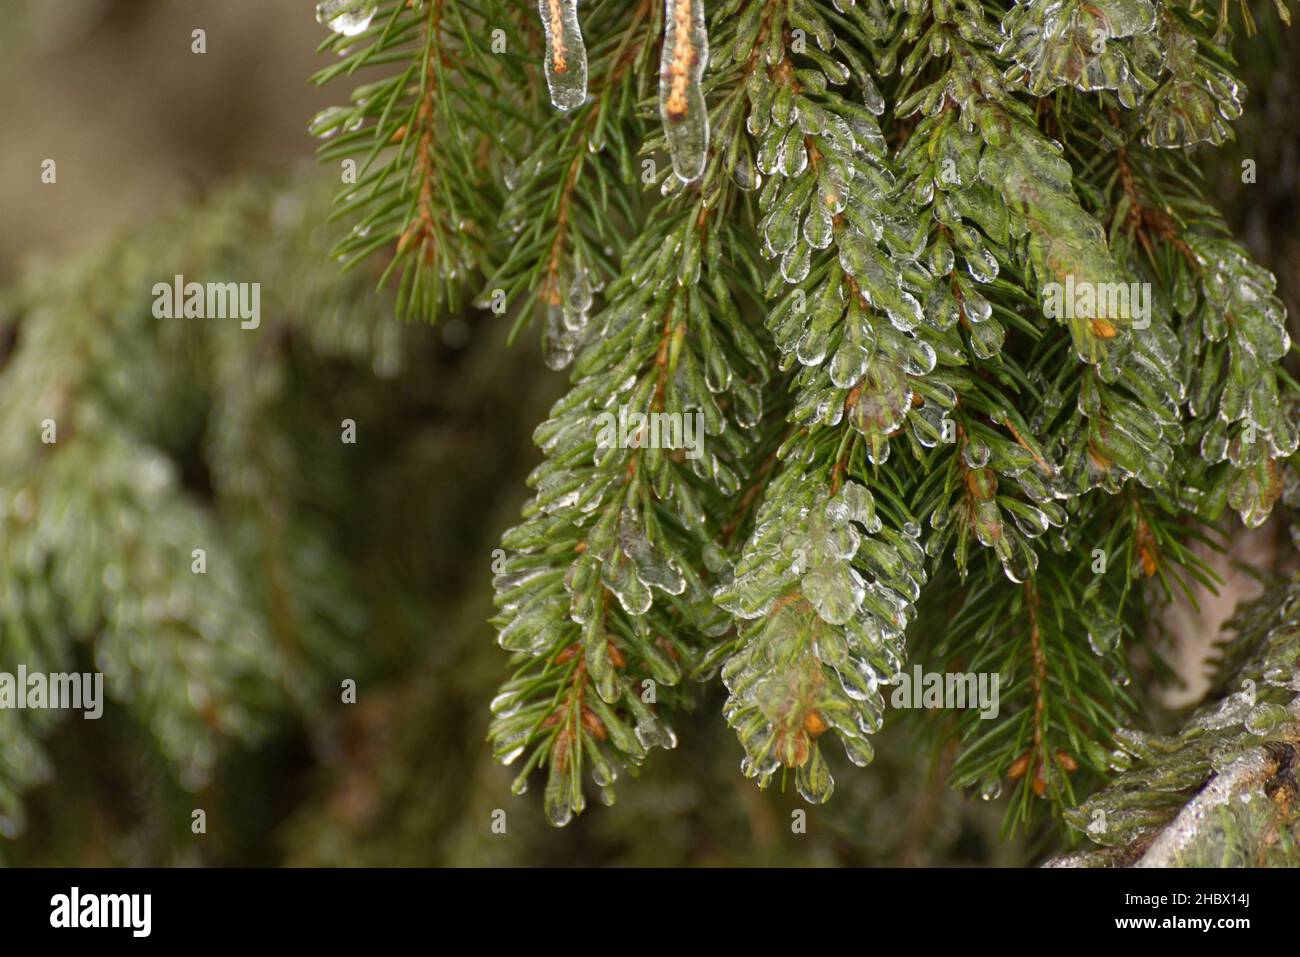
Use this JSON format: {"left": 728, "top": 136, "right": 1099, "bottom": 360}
{"left": 312, "top": 0, "right": 515, "bottom": 321}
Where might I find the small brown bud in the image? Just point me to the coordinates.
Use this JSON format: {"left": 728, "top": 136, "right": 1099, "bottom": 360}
{"left": 1008, "top": 751, "right": 1031, "bottom": 781}
{"left": 580, "top": 706, "right": 607, "bottom": 740}
{"left": 606, "top": 641, "right": 626, "bottom": 669}
{"left": 1031, "top": 767, "right": 1047, "bottom": 796}
{"left": 1091, "top": 317, "right": 1118, "bottom": 339}
{"left": 1086, "top": 443, "right": 1114, "bottom": 472}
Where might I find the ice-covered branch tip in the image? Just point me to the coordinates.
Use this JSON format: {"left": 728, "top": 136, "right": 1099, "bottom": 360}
{"left": 659, "top": 0, "right": 710, "bottom": 182}
{"left": 539, "top": 0, "right": 588, "bottom": 110}
{"left": 535, "top": 0, "right": 709, "bottom": 182}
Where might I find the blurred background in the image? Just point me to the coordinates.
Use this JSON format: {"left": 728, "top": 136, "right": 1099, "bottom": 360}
{"left": 0, "top": 0, "right": 1295, "bottom": 867}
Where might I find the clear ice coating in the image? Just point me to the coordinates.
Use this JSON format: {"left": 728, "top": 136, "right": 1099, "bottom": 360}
{"left": 315, "top": 0, "right": 378, "bottom": 37}
{"left": 659, "top": 0, "right": 710, "bottom": 182}
{"left": 713, "top": 468, "right": 927, "bottom": 802}
{"left": 539, "top": 0, "right": 589, "bottom": 111}
{"left": 1051, "top": 574, "right": 1300, "bottom": 865}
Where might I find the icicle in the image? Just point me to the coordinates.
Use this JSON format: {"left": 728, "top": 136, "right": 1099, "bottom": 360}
{"left": 538, "top": 0, "right": 589, "bottom": 111}
{"left": 659, "top": 0, "right": 710, "bottom": 182}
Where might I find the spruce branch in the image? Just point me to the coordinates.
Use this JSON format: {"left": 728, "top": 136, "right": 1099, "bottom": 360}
{"left": 312, "top": 0, "right": 516, "bottom": 322}
{"left": 1051, "top": 567, "right": 1300, "bottom": 866}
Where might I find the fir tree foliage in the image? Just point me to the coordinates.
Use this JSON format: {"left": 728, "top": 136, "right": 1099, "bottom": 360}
{"left": 0, "top": 183, "right": 388, "bottom": 851}
{"left": 313, "top": 0, "right": 1299, "bottom": 832}
{"left": 311, "top": 0, "right": 514, "bottom": 322}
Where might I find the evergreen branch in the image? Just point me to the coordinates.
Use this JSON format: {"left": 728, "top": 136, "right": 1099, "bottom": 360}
{"left": 312, "top": 0, "right": 516, "bottom": 322}
{"left": 1052, "top": 570, "right": 1300, "bottom": 865}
